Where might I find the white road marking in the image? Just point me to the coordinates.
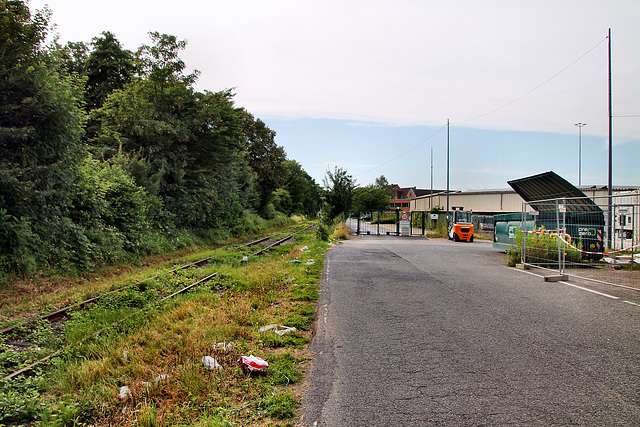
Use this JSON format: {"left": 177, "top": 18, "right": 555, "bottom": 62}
{"left": 624, "top": 300, "right": 640, "bottom": 307}
{"left": 558, "top": 281, "right": 619, "bottom": 299}
{"left": 510, "top": 267, "right": 619, "bottom": 299}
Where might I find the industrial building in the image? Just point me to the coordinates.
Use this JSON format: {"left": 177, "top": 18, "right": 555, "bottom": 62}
{"left": 410, "top": 185, "right": 639, "bottom": 216}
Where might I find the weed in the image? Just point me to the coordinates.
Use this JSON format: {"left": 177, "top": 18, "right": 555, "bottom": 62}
{"left": 258, "top": 392, "right": 299, "bottom": 419}
{"left": 330, "top": 222, "right": 350, "bottom": 240}
{"left": 3, "top": 222, "right": 329, "bottom": 426}
{"left": 285, "top": 305, "right": 316, "bottom": 330}
{"left": 137, "top": 401, "right": 158, "bottom": 427}
{"left": 259, "top": 332, "right": 309, "bottom": 348}
{"left": 316, "top": 224, "right": 329, "bottom": 241}
{"left": 504, "top": 229, "right": 583, "bottom": 267}
{"left": 290, "top": 284, "right": 319, "bottom": 303}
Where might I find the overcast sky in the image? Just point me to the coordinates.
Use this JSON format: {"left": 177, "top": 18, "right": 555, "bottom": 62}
{"left": 31, "top": 0, "right": 640, "bottom": 190}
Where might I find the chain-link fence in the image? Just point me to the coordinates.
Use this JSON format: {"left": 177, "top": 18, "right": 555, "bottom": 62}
{"left": 520, "top": 192, "right": 640, "bottom": 290}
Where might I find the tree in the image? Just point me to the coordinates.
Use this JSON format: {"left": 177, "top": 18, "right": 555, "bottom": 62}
{"left": 322, "top": 167, "right": 357, "bottom": 221}
{"left": 271, "top": 188, "right": 292, "bottom": 215}
{"left": 282, "top": 160, "right": 320, "bottom": 217}
{"left": 0, "top": 0, "right": 90, "bottom": 273}
{"left": 374, "top": 175, "right": 395, "bottom": 198}
{"left": 93, "top": 33, "right": 256, "bottom": 229}
{"left": 136, "top": 31, "right": 199, "bottom": 92}
{"left": 241, "top": 110, "right": 286, "bottom": 217}
{"left": 55, "top": 40, "right": 88, "bottom": 78}
{"left": 352, "top": 187, "right": 390, "bottom": 211}
{"left": 85, "top": 31, "right": 134, "bottom": 111}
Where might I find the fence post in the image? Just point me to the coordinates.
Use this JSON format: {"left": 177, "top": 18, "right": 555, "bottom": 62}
{"left": 562, "top": 198, "right": 567, "bottom": 273}
{"left": 521, "top": 202, "right": 527, "bottom": 265}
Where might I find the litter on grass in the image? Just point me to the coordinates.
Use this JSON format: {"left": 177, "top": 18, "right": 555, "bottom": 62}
{"left": 202, "top": 355, "right": 223, "bottom": 370}
{"left": 259, "top": 324, "right": 297, "bottom": 336}
{"left": 119, "top": 386, "right": 130, "bottom": 399}
{"left": 214, "top": 341, "right": 235, "bottom": 352}
{"left": 238, "top": 355, "right": 269, "bottom": 373}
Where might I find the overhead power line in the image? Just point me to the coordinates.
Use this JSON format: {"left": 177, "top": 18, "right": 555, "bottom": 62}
{"left": 353, "top": 34, "right": 610, "bottom": 180}
{"left": 353, "top": 125, "right": 446, "bottom": 178}
{"left": 453, "top": 35, "right": 609, "bottom": 125}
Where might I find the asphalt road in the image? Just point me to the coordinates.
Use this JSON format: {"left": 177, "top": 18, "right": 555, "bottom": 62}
{"left": 303, "top": 236, "right": 640, "bottom": 426}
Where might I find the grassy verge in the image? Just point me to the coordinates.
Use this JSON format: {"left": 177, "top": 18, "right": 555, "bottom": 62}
{"left": 1, "top": 223, "right": 330, "bottom": 426}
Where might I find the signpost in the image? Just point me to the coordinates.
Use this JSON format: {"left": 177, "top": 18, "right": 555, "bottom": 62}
{"left": 400, "top": 212, "right": 410, "bottom": 236}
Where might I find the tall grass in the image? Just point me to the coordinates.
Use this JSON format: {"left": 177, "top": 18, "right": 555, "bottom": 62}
{"left": 2, "top": 222, "right": 326, "bottom": 426}
{"left": 505, "top": 229, "right": 583, "bottom": 267}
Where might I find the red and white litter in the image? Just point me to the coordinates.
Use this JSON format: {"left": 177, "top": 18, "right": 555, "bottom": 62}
{"left": 238, "top": 355, "right": 269, "bottom": 373}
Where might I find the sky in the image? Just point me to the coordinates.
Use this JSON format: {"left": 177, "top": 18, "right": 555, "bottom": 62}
{"left": 30, "top": 0, "right": 640, "bottom": 190}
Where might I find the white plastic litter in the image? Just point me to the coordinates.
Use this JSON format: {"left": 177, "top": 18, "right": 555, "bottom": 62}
{"left": 122, "top": 351, "right": 129, "bottom": 362}
{"left": 215, "top": 341, "right": 235, "bottom": 351}
{"left": 238, "top": 355, "right": 269, "bottom": 372}
{"left": 119, "top": 386, "right": 131, "bottom": 399}
{"left": 300, "top": 246, "right": 309, "bottom": 252}
{"left": 202, "top": 355, "right": 223, "bottom": 370}
{"left": 305, "top": 259, "right": 315, "bottom": 265}
{"left": 604, "top": 257, "right": 632, "bottom": 265}
{"left": 259, "top": 324, "right": 297, "bottom": 336}
{"left": 242, "top": 256, "right": 249, "bottom": 262}
{"left": 154, "top": 374, "right": 168, "bottom": 382}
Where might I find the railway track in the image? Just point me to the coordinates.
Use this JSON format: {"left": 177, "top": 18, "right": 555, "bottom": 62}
{"left": 1, "top": 222, "right": 317, "bottom": 381}
{"left": 0, "top": 256, "right": 214, "bottom": 337}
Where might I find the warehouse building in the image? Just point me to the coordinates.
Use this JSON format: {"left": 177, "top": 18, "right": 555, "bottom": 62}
{"left": 411, "top": 185, "right": 639, "bottom": 216}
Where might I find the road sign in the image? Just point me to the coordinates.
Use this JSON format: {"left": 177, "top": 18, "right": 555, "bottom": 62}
{"left": 400, "top": 212, "right": 409, "bottom": 221}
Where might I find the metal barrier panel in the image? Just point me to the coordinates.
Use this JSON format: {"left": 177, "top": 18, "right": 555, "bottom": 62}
{"left": 520, "top": 192, "right": 639, "bottom": 290}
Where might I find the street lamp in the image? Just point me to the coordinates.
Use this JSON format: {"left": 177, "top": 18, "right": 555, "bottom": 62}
{"left": 575, "top": 122, "right": 586, "bottom": 186}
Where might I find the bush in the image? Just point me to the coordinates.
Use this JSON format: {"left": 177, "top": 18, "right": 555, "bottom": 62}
{"left": 331, "top": 222, "right": 349, "bottom": 240}
{"left": 316, "top": 224, "right": 330, "bottom": 241}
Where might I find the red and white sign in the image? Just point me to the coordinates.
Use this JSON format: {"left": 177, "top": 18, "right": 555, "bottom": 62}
{"left": 400, "top": 213, "right": 409, "bottom": 221}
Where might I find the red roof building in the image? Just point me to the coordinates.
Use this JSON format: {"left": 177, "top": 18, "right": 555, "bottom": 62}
{"left": 388, "top": 185, "right": 444, "bottom": 211}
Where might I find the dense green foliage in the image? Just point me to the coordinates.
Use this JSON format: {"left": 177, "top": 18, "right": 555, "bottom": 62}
{"left": 322, "top": 167, "right": 357, "bottom": 222}
{"left": 0, "top": 1, "right": 320, "bottom": 278}
{"left": 352, "top": 186, "right": 390, "bottom": 211}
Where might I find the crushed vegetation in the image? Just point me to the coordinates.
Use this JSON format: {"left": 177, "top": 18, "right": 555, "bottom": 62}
{"left": 0, "top": 222, "right": 332, "bottom": 426}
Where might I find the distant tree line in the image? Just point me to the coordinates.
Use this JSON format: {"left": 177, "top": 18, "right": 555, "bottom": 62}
{"left": 322, "top": 168, "right": 393, "bottom": 222}
{"left": 0, "top": 0, "right": 320, "bottom": 277}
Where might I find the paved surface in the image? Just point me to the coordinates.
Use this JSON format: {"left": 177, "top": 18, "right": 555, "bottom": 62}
{"left": 303, "top": 236, "right": 640, "bottom": 426}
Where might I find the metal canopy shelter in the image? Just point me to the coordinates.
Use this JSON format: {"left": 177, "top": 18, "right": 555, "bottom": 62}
{"left": 507, "top": 171, "right": 602, "bottom": 214}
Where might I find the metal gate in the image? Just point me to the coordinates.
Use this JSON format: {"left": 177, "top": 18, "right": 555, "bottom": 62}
{"left": 410, "top": 211, "right": 427, "bottom": 236}
{"left": 353, "top": 210, "right": 400, "bottom": 236}
{"left": 350, "top": 210, "right": 430, "bottom": 236}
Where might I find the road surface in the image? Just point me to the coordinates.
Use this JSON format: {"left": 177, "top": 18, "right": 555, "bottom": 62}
{"left": 303, "top": 236, "right": 640, "bottom": 426}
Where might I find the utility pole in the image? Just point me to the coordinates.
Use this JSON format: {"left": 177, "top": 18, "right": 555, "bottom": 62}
{"left": 430, "top": 147, "right": 433, "bottom": 210}
{"left": 446, "top": 119, "right": 450, "bottom": 213}
{"left": 575, "top": 122, "right": 586, "bottom": 186}
{"left": 607, "top": 28, "right": 613, "bottom": 249}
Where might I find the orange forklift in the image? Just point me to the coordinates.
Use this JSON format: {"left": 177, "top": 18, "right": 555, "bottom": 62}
{"left": 447, "top": 207, "right": 474, "bottom": 242}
